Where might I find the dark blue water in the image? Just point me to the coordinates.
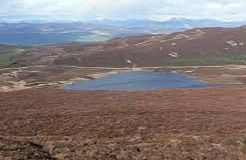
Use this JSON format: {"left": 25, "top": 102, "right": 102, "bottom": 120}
{"left": 64, "top": 71, "right": 208, "bottom": 90}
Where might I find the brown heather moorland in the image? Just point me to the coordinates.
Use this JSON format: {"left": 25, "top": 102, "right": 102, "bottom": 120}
{"left": 0, "top": 88, "right": 246, "bottom": 159}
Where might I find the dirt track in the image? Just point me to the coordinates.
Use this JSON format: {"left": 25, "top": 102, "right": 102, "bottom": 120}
{"left": 1, "top": 87, "right": 246, "bottom": 159}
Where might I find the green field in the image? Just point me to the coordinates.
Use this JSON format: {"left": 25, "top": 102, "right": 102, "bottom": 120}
{"left": 0, "top": 49, "right": 25, "bottom": 68}
{"left": 168, "top": 54, "right": 246, "bottom": 66}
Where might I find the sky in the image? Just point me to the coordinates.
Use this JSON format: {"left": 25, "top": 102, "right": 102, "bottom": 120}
{"left": 0, "top": 0, "right": 246, "bottom": 22}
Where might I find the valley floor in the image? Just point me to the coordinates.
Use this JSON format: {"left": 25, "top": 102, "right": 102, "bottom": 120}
{"left": 1, "top": 88, "right": 246, "bottom": 159}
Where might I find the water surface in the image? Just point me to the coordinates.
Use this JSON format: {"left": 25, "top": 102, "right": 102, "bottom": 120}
{"left": 64, "top": 71, "right": 207, "bottom": 90}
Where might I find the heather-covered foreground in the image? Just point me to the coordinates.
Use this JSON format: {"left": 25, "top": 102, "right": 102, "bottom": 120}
{"left": 1, "top": 88, "right": 246, "bottom": 159}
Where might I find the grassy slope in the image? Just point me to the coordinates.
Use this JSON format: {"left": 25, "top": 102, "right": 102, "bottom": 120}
{"left": 0, "top": 49, "right": 25, "bottom": 68}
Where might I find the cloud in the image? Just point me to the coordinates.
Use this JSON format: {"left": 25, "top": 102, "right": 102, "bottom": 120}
{"left": 0, "top": 0, "right": 246, "bottom": 21}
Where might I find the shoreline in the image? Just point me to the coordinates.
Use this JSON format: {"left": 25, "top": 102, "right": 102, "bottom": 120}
{"left": 1, "top": 65, "right": 246, "bottom": 92}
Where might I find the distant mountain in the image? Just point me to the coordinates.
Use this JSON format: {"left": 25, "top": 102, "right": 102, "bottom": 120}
{"left": 0, "top": 22, "right": 147, "bottom": 45}
{"left": 91, "top": 18, "right": 245, "bottom": 31}
{"left": 161, "top": 18, "right": 245, "bottom": 28}
{"left": 0, "top": 18, "right": 245, "bottom": 45}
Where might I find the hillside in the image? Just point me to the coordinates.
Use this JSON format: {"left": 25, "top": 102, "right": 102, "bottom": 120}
{"left": 1, "top": 26, "right": 246, "bottom": 91}
{"left": 11, "top": 26, "right": 246, "bottom": 68}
